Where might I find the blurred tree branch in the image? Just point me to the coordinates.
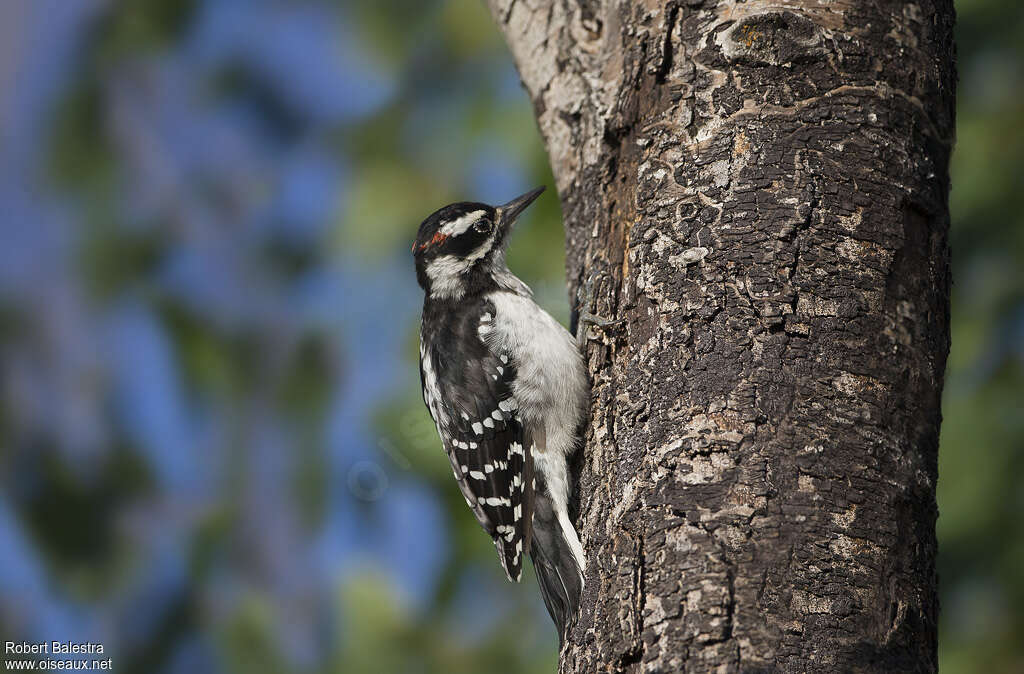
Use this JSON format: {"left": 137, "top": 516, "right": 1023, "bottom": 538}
{"left": 488, "top": 0, "right": 955, "bottom": 671}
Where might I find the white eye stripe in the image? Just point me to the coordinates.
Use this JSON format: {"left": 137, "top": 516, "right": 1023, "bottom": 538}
{"left": 440, "top": 210, "right": 488, "bottom": 236}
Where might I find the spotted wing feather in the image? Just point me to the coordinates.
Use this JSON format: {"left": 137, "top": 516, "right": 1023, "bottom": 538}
{"left": 419, "top": 300, "right": 534, "bottom": 581}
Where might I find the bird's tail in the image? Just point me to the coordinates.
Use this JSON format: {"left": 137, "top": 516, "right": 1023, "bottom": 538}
{"left": 530, "top": 488, "right": 585, "bottom": 643}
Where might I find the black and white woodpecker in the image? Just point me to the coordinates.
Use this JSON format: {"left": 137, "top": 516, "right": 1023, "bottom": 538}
{"left": 412, "top": 186, "right": 587, "bottom": 638}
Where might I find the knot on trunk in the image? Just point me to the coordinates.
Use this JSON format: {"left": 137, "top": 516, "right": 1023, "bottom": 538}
{"left": 719, "top": 11, "right": 824, "bottom": 66}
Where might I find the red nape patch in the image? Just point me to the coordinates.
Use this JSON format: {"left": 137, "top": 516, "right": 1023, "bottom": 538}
{"left": 416, "top": 231, "right": 449, "bottom": 252}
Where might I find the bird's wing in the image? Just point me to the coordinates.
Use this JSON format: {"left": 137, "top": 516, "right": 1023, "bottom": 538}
{"left": 420, "top": 301, "right": 534, "bottom": 582}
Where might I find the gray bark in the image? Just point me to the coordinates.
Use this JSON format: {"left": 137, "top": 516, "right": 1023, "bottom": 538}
{"left": 487, "top": 1, "right": 955, "bottom": 672}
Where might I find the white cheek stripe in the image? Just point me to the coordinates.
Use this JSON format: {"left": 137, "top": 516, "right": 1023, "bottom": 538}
{"left": 440, "top": 210, "right": 487, "bottom": 236}
{"left": 425, "top": 232, "right": 498, "bottom": 299}
{"left": 426, "top": 255, "right": 473, "bottom": 299}
{"left": 426, "top": 255, "right": 473, "bottom": 281}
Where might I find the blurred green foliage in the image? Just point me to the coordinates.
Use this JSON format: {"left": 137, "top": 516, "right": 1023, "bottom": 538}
{"left": 6, "top": 0, "right": 564, "bottom": 672}
{"left": 939, "top": 2, "right": 1024, "bottom": 672}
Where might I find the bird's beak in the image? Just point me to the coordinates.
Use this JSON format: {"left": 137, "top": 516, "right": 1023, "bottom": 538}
{"left": 496, "top": 186, "right": 545, "bottom": 240}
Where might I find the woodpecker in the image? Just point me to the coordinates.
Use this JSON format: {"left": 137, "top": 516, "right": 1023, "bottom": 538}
{"left": 412, "top": 186, "right": 587, "bottom": 638}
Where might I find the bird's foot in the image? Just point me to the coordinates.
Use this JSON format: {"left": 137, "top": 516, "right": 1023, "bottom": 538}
{"left": 576, "top": 312, "right": 623, "bottom": 346}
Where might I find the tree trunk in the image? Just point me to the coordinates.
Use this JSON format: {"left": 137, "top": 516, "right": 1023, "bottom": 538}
{"left": 487, "top": 1, "right": 955, "bottom": 671}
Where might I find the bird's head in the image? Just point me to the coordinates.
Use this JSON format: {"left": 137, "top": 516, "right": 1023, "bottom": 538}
{"left": 412, "top": 186, "right": 544, "bottom": 299}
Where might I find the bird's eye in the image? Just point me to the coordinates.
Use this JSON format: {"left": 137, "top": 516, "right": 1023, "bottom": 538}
{"left": 473, "top": 219, "right": 491, "bottom": 233}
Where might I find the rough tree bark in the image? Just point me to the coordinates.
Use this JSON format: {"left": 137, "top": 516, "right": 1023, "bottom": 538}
{"left": 487, "top": 1, "right": 955, "bottom": 671}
